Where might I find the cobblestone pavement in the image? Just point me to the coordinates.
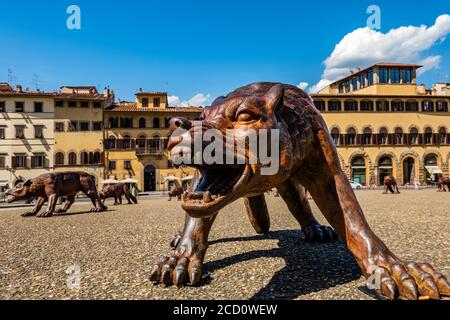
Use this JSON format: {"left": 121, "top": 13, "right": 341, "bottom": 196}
{"left": 0, "top": 189, "right": 448, "bottom": 300}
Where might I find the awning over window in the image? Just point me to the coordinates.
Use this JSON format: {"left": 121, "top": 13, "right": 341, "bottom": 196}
{"left": 425, "top": 166, "right": 443, "bottom": 175}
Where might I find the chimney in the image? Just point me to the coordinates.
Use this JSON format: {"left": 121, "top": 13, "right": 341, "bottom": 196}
{"left": 16, "top": 85, "right": 22, "bottom": 93}
{"left": 103, "top": 87, "right": 110, "bottom": 97}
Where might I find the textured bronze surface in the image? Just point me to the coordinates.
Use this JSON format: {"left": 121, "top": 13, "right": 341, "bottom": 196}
{"left": 383, "top": 176, "right": 400, "bottom": 194}
{"left": 438, "top": 175, "right": 450, "bottom": 192}
{"left": 5, "top": 171, "right": 107, "bottom": 217}
{"left": 150, "top": 82, "right": 450, "bottom": 299}
{"left": 100, "top": 183, "right": 138, "bottom": 205}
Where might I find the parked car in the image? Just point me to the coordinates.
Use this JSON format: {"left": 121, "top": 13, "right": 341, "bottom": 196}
{"left": 350, "top": 181, "right": 363, "bottom": 190}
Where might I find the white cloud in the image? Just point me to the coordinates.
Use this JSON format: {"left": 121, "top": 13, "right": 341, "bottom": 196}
{"left": 296, "top": 82, "right": 309, "bottom": 90}
{"left": 311, "top": 14, "right": 450, "bottom": 93}
{"left": 168, "top": 95, "right": 180, "bottom": 106}
{"left": 187, "top": 93, "right": 211, "bottom": 106}
{"left": 169, "top": 93, "right": 211, "bottom": 107}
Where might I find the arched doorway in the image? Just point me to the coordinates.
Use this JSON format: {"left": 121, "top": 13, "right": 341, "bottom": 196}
{"left": 402, "top": 157, "right": 415, "bottom": 184}
{"left": 424, "top": 154, "right": 439, "bottom": 183}
{"left": 144, "top": 165, "right": 156, "bottom": 191}
{"left": 351, "top": 156, "right": 366, "bottom": 185}
{"left": 378, "top": 156, "right": 393, "bottom": 185}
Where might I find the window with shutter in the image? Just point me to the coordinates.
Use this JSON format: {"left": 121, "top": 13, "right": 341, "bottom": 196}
{"left": 34, "top": 125, "right": 44, "bottom": 138}
{"left": 15, "top": 126, "right": 25, "bottom": 139}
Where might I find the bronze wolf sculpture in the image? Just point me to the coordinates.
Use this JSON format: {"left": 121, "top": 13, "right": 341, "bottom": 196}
{"left": 168, "top": 180, "right": 184, "bottom": 201}
{"left": 150, "top": 82, "right": 449, "bottom": 300}
{"left": 6, "top": 172, "right": 107, "bottom": 217}
{"left": 438, "top": 175, "right": 450, "bottom": 192}
{"left": 100, "top": 183, "right": 138, "bottom": 205}
{"left": 383, "top": 176, "right": 400, "bottom": 194}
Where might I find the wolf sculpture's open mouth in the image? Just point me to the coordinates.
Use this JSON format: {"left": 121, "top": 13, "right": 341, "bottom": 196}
{"left": 181, "top": 165, "right": 249, "bottom": 216}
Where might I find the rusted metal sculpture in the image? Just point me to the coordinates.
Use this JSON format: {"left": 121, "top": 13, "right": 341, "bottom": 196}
{"left": 100, "top": 182, "right": 138, "bottom": 205}
{"left": 383, "top": 176, "right": 400, "bottom": 194}
{"left": 168, "top": 180, "right": 184, "bottom": 201}
{"left": 150, "top": 82, "right": 450, "bottom": 300}
{"left": 437, "top": 175, "right": 450, "bottom": 192}
{"left": 6, "top": 172, "right": 107, "bottom": 217}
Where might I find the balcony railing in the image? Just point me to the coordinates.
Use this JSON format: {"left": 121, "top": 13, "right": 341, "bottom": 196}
{"left": 104, "top": 138, "right": 168, "bottom": 156}
{"left": 332, "top": 133, "right": 450, "bottom": 147}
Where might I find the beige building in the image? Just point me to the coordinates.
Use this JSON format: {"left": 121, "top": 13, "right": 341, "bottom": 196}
{"left": 53, "top": 86, "right": 114, "bottom": 183}
{"left": 0, "top": 83, "right": 55, "bottom": 190}
{"left": 104, "top": 91, "right": 202, "bottom": 191}
{"left": 312, "top": 63, "right": 450, "bottom": 186}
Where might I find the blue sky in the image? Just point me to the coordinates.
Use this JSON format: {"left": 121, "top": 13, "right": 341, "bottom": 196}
{"left": 0, "top": 0, "right": 449, "bottom": 104}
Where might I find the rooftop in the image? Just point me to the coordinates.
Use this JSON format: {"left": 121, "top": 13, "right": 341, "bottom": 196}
{"left": 105, "top": 102, "right": 203, "bottom": 113}
{"left": 329, "top": 62, "right": 422, "bottom": 86}
{"left": 135, "top": 91, "right": 168, "bottom": 96}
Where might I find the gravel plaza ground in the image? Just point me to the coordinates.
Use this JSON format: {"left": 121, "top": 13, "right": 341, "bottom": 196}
{"left": 0, "top": 189, "right": 449, "bottom": 300}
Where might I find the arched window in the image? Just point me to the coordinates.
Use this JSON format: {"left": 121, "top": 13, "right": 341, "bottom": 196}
{"left": 123, "top": 135, "right": 132, "bottom": 149}
{"left": 394, "top": 127, "right": 403, "bottom": 144}
{"left": 362, "top": 127, "right": 372, "bottom": 145}
{"left": 376, "top": 100, "right": 389, "bottom": 111}
{"left": 68, "top": 152, "right": 77, "bottom": 165}
{"left": 137, "top": 134, "right": 146, "bottom": 148}
{"left": 378, "top": 156, "right": 393, "bottom": 185}
{"left": 81, "top": 152, "right": 89, "bottom": 165}
{"left": 330, "top": 127, "right": 340, "bottom": 146}
{"left": 379, "top": 127, "right": 388, "bottom": 145}
{"left": 165, "top": 117, "right": 171, "bottom": 128}
{"left": 150, "top": 135, "right": 161, "bottom": 149}
{"left": 409, "top": 127, "right": 419, "bottom": 145}
{"left": 153, "top": 117, "right": 161, "bottom": 128}
{"left": 93, "top": 152, "right": 101, "bottom": 164}
{"left": 438, "top": 127, "right": 447, "bottom": 144}
{"left": 351, "top": 156, "right": 366, "bottom": 185}
{"left": 424, "top": 154, "right": 439, "bottom": 183}
{"left": 109, "top": 117, "right": 118, "bottom": 128}
{"left": 106, "top": 135, "right": 116, "bottom": 149}
{"left": 422, "top": 101, "right": 434, "bottom": 112}
{"left": 139, "top": 117, "right": 146, "bottom": 128}
{"left": 424, "top": 127, "right": 433, "bottom": 144}
{"left": 122, "top": 117, "right": 133, "bottom": 128}
{"left": 346, "top": 127, "right": 356, "bottom": 145}
{"left": 55, "top": 152, "right": 64, "bottom": 166}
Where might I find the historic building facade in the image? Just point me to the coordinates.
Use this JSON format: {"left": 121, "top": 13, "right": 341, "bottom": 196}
{"left": 104, "top": 91, "right": 202, "bottom": 191}
{"left": 53, "top": 86, "right": 114, "bottom": 183}
{"left": 312, "top": 63, "right": 450, "bottom": 186}
{"left": 0, "top": 83, "right": 55, "bottom": 190}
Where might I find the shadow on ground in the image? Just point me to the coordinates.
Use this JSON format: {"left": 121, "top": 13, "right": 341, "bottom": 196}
{"left": 206, "top": 230, "right": 361, "bottom": 300}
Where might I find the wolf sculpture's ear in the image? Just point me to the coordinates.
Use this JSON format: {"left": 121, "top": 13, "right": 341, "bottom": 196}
{"left": 262, "top": 84, "right": 283, "bottom": 112}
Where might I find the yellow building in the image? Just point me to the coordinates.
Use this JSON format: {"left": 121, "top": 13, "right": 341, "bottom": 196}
{"left": 53, "top": 86, "right": 114, "bottom": 183}
{"left": 104, "top": 91, "right": 202, "bottom": 191}
{"left": 0, "top": 83, "right": 55, "bottom": 190}
{"left": 312, "top": 63, "right": 450, "bottom": 186}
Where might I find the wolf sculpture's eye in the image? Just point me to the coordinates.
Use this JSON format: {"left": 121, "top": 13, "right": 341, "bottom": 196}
{"left": 236, "top": 112, "right": 253, "bottom": 122}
